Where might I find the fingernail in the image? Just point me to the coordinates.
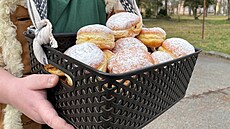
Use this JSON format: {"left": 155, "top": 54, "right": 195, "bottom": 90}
{"left": 66, "top": 124, "right": 74, "bottom": 129}
{"left": 70, "top": 126, "right": 75, "bottom": 129}
{"left": 48, "top": 76, "right": 56, "bottom": 86}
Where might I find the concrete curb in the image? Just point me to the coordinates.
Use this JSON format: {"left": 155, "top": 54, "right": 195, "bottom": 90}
{"left": 200, "top": 51, "right": 230, "bottom": 60}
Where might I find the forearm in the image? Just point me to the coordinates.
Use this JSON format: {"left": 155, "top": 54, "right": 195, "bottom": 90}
{"left": 0, "top": 68, "right": 16, "bottom": 104}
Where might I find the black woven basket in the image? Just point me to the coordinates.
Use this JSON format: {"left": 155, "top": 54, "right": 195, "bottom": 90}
{"left": 25, "top": 32, "right": 201, "bottom": 129}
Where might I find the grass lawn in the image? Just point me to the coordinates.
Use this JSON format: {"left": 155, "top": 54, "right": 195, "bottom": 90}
{"left": 143, "top": 15, "right": 230, "bottom": 54}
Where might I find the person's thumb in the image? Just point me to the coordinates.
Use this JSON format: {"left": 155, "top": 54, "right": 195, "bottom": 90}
{"left": 23, "top": 74, "right": 59, "bottom": 90}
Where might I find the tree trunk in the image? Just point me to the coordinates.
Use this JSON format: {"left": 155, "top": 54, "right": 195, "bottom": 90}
{"left": 165, "top": 0, "right": 168, "bottom": 16}
{"left": 189, "top": 6, "right": 192, "bottom": 15}
{"left": 193, "top": 7, "right": 198, "bottom": 20}
{"left": 223, "top": 1, "right": 227, "bottom": 15}
{"left": 228, "top": 0, "right": 230, "bottom": 20}
{"left": 155, "top": 0, "right": 159, "bottom": 16}
{"left": 216, "top": 1, "right": 221, "bottom": 15}
{"left": 214, "top": 5, "right": 216, "bottom": 15}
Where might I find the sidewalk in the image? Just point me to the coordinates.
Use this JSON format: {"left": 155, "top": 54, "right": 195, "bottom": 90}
{"left": 143, "top": 53, "right": 230, "bottom": 129}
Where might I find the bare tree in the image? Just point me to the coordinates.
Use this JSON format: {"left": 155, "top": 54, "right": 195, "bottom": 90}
{"left": 165, "top": 0, "right": 168, "bottom": 16}
{"left": 228, "top": 0, "right": 230, "bottom": 20}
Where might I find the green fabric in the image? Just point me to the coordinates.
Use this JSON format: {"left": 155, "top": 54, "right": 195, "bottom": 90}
{"left": 47, "top": 0, "right": 106, "bottom": 33}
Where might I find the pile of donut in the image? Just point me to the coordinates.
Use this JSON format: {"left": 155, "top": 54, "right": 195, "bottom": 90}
{"left": 44, "top": 12, "right": 195, "bottom": 86}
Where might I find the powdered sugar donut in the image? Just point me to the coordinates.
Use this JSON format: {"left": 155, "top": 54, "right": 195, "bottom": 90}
{"left": 112, "top": 37, "right": 148, "bottom": 53}
{"left": 159, "top": 38, "right": 195, "bottom": 58}
{"left": 108, "top": 48, "right": 154, "bottom": 74}
{"left": 64, "top": 43, "right": 106, "bottom": 70}
{"left": 151, "top": 51, "right": 174, "bottom": 64}
{"left": 64, "top": 43, "right": 107, "bottom": 86}
{"left": 76, "top": 24, "right": 115, "bottom": 50}
{"left": 106, "top": 12, "right": 142, "bottom": 39}
{"left": 137, "top": 27, "right": 166, "bottom": 48}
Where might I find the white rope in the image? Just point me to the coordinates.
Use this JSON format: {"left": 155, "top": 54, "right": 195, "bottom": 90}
{"left": 33, "top": 19, "right": 57, "bottom": 65}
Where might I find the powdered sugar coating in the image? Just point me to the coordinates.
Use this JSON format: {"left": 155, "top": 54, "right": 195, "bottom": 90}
{"left": 106, "top": 12, "right": 141, "bottom": 30}
{"left": 162, "top": 38, "right": 195, "bottom": 57}
{"left": 77, "top": 24, "right": 114, "bottom": 35}
{"left": 151, "top": 51, "right": 174, "bottom": 64}
{"left": 112, "top": 37, "right": 148, "bottom": 53}
{"left": 108, "top": 48, "right": 154, "bottom": 74}
{"left": 64, "top": 43, "right": 105, "bottom": 69}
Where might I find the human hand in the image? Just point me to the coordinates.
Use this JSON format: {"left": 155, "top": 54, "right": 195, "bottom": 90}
{"left": 6, "top": 74, "right": 74, "bottom": 129}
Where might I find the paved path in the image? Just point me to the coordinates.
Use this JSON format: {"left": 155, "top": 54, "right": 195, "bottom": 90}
{"left": 143, "top": 54, "right": 230, "bottom": 129}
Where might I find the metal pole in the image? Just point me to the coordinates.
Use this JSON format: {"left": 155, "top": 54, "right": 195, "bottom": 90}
{"left": 202, "top": 0, "right": 206, "bottom": 39}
